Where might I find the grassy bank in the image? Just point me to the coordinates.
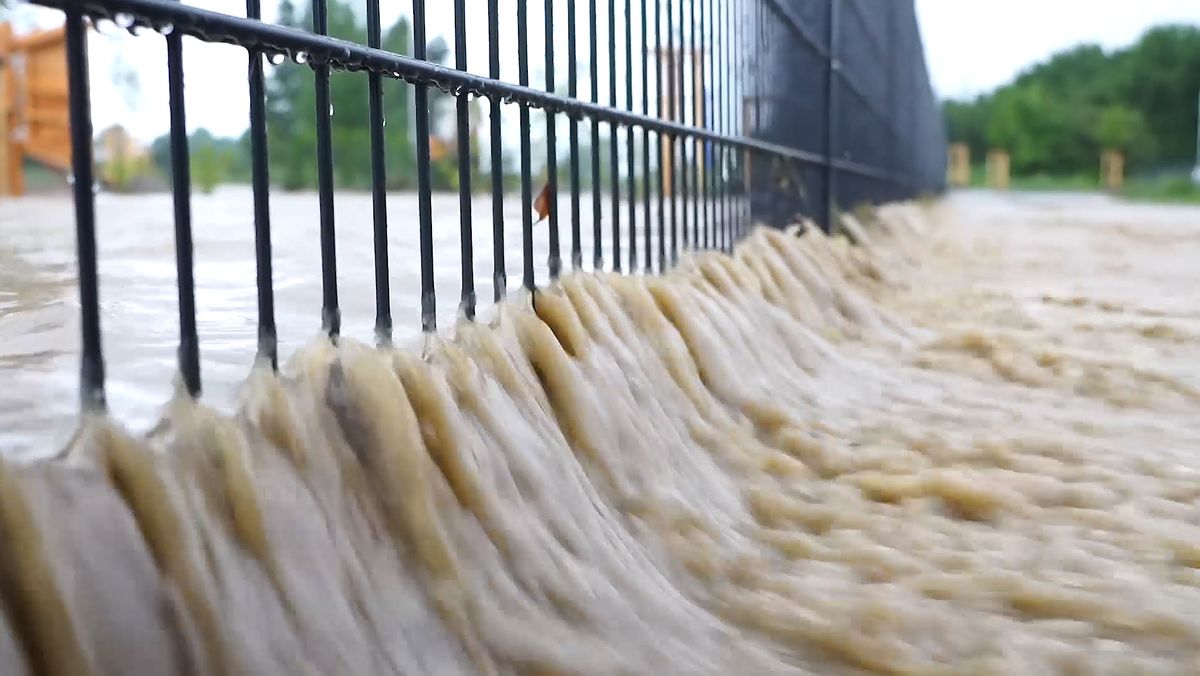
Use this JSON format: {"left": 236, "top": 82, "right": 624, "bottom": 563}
{"left": 963, "top": 165, "right": 1200, "bottom": 204}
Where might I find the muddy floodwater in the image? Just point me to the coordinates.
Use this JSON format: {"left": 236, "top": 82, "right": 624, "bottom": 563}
{"left": 0, "top": 190, "right": 1198, "bottom": 673}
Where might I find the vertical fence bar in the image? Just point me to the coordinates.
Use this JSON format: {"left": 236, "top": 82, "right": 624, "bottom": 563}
{"left": 700, "top": 0, "right": 709, "bottom": 249}
{"left": 742, "top": 0, "right": 751, "bottom": 240}
{"left": 518, "top": 0, "right": 535, "bottom": 290}
{"left": 722, "top": 0, "right": 731, "bottom": 250}
{"left": 735, "top": 0, "right": 744, "bottom": 241}
{"left": 589, "top": 0, "right": 603, "bottom": 269}
{"left": 608, "top": 0, "right": 621, "bottom": 271}
{"left": 710, "top": 0, "right": 720, "bottom": 250}
{"left": 884, "top": 1, "right": 896, "bottom": 203}
{"left": 568, "top": 0, "right": 583, "bottom": 270}
{"left": 689, "top": 0, "right": 699, "bottom": 250}
{"left": 666, "top": 0, "right": 677, "bottom": 264}
{"left": 824, "top": 0, "right": 840, "bottom": 232}
{"left": 488, "top": 0, "right": 506, "bottom": 301}
{"left": 166, "top": 26, "right": 200, "bottom": 396}
{"left": 641, "top": 0, "right": 652, "bottom": 273}
{"left": 753, "top": 0, "right": 762, "bottom": 230}
{"left": 700, "top": 0, "right": 710, "bottom": 248}
{"left": 681, "top": 0, "right": 691, "bottom": 252}
{"left": 313, "top": 0, "right": 340, "bottom": 338}
{"left": 365, "top": 0, "right": 390, "bottom": 344}
{"left": 625, "top": 0, "right": 636, "bottom": 273}
{"left": 655, "top": 0, "right": 665, "bottom": 272}
{"left": 414, "top": 0, "right": 436, "bottom": 328}
{"left": 545, "top": 0, "right": 562, "bottom": 279}
{"left": 454, "top": 0, "right": 476, "bottom": 319}
{"left": 246, "top": 0, "right": 277, "bottom": 366}
{"left": 739, "top": 0, "right": 748, "bottom": 238}
{"left": 65, "top": 8, "right": 105, "bottom": 411}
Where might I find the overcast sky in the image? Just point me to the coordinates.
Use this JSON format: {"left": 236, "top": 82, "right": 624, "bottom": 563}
{"left": 7, "top": 0, "right": 1200, "bottom": 141}
{"left": 915, "top": 0, "right": 1200, "bottom": 100}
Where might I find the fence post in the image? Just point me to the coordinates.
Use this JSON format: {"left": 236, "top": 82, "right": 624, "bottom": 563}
{"left": 822, "top": 0, "right": 840, "bottom": 232}
{"left": 64, "top": 8, "right": 105, "bottom": 410}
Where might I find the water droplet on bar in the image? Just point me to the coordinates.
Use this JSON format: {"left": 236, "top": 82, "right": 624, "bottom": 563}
{"left": 156, "top": 22, "right": 173, "bottom": 36}
{"left": 114, "top": 13, "right": 135, "bottom": 29}
{"left": 267, "top": 52, "right": 284, "bottom": 65}
{"left": 329, "top": 103, "right": 335, "bottom": 117}
{"left": 295, "top": 51, "right": 309, "bottom": 65}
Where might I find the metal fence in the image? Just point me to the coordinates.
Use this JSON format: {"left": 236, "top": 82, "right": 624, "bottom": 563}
{"left": 32, "top": 0, "right": 943, "bottom": 414}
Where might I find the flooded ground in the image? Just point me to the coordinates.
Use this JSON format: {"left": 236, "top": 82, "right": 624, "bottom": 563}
{"left": 0, "top": 190, "right": 1199, "bottom": 673}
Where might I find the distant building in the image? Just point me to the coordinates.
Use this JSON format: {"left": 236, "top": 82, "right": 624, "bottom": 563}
{"left": 95, "top": 124, "right": 151, "bottom": 191}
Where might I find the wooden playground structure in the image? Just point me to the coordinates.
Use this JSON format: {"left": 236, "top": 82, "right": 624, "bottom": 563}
{"left": 0, "top": 21, "right": 69, "bottom": 197}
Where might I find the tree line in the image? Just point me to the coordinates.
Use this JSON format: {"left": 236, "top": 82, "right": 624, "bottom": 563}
{"left": 145, "top": 0, "right": 468, "bottom": 192}
{"left": 140, "top": 0, "right": 618, "bottom": 194}
{"left": 943, "top": 25, "right": 1200, "bottom": 177}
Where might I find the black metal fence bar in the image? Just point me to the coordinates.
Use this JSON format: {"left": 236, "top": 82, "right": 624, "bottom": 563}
{"left": 700, "top": 1, "right": 709, "bottom": 248}
{"left": 666, "top": 0, "right": 676, "bottom": 264}
{"left": 545, "top": 0, "right": 562, "bottom": 279}
{"left": 167, "top": 23, "right": 201, "bottom": 395}
{"left": 413, "top": 0, "right": 436, "bottom": 331}
{"left": 689, "top": 0, "right": 699, "bottom": 250}
{"left": 488, "top": 0, "right": 506, "bottom": 302}
{"left": 824, "top": 0, "right": 840, "bottom": 229}
{"left": 625, "top": 0, "right": 636, "bottom": 274}
{"left": 65, "top": 7, "right": 105, "bottom": 411}
{"left": 641, "top": 0, "right": 652, "bottom": 274}
{"left": 312, "top": 0, "right": 339, "bottom": 339}
{"left": 246, "top": 0, "right": 278, "bottom": 365}
{"left": 42, "top": 0, "right": 944, "bottom": 416}
{"left": 365, "top": 0, "right": 389, "bottom": 343}
{"left": 589, "top": 0, "right": 602, "bottom": 269}
{"left": 568, "top": 0, "right": 583, "bottom": 270}
{"left": 718, "top": 0, "right": 727, "bottom": 252}
{"left": 518, "top": 0, "right": 535, "bottom": 290}
{"left": 454, "top": 0, "right": 476, "bottom": 319}
{"left": 654, "top": 0, "right": 665, "bottom": 272}
{"left": 681, "top": 0, "right": 691, "bottom": 254}
{"left": 608, "top": 0, "right": 620, "bottom": 272}
{"left": 720, "top": 0, "right": 729, "bottom": 249}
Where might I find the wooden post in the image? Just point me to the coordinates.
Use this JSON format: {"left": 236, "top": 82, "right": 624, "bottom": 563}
{"left": 985, "top": 149, "right": 1009, "bottom": 190}
{"left": 947, "top": 142, "right": 970, "bottom": 187}
{"left": 0, "top": 22, "right": 15, "bottom": 197}
{"left": 658, "top": 48, "right": 675, "bottom": 197}
{"left": 0, "top": 23, "right": 71, "bottom": 196}
{"left": 1100, "top": 149, "right": 1124, "bottom": 192}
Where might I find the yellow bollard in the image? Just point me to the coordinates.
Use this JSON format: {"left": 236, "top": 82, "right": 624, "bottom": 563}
{"left": 985, "top": 149, "right": 1010, "bottom": 190}
{"left": 947, "top": 143, "right": 970, "bottom": 187}
{"left": 1100, "top": 149, "right": 1124, "bottom": 192}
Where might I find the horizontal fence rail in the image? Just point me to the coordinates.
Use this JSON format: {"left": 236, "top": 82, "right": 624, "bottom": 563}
{"left": 31, "top": 0, "right": 944, "bottom": 412}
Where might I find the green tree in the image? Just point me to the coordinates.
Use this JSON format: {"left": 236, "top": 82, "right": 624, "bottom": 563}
{"left": 943, "top": 24, "right": 1200, "bottom": 176}
{"left": 267, "top": 0, "right": 454, "bottom": 191}
{"left": 1094, "top": 105, "right": 1149, "bottom": 153}
{"left": 149, "top": 129, "right": 250, "bottom": 189}
{"left": 1115, "top": 26, "right": 1200, "bottom": 165}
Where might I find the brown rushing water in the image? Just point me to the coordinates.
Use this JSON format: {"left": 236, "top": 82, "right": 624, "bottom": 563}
{"left": 0, "top": 191, "right": 1199, "bottom": 673}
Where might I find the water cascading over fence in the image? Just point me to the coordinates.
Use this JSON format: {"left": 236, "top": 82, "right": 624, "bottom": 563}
{"left": 0, "top": 1, "right": 957, "bottom": 673}
{"left": 32, "top": 0, "right": 943, "bottom": 407}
